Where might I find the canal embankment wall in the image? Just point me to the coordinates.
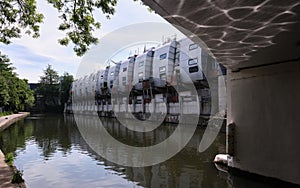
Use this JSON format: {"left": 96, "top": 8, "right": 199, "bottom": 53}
{"left": 0, "top": 112, "right": 30, "bottom": 131}
{"left": 0, "top": 112, "right": 29, "bottom": 188}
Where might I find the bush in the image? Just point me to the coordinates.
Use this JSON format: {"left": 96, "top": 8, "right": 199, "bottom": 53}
{"left": 0, "top": 111, "right": 13, "bottom": 117}
{"left": 4, "top": 152, "right": 14, "bottom": 166}
{"left": 11, "top": 170, "right": 24, "bottom": 184}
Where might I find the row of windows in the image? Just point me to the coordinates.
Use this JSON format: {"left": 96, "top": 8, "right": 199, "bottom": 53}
{"left": 111, "top": 61, "right": 198, "bottom": 81}
{"left": 94, "top": 57, "right": 199, "bottom": 84}
{"left": 77, "top": 67, "right": 199, "bottom": 88}
{"left": 80, "top": 44, "right": 199, "bottom": 84}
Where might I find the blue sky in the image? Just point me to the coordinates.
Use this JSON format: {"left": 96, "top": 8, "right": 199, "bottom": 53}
{"left": 0, "top": 0, "right": 168, "bottom": 82}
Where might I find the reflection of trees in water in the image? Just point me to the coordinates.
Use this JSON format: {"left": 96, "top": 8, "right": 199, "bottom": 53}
{"left": 0, "top": 115, "right": 74, "bottom": 158}
{"left": 33, "top": 115, "right": 73, "bottom": 158}
{"left": 0, "top": 114, "right": 227, "bottom": 188}
{"left": 0, "top": 119, "right": 34, "bottom": 154}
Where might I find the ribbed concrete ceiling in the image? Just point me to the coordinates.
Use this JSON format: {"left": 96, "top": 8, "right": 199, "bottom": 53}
{"left": 142, "top": 0, "right": 300, "bottom": 70}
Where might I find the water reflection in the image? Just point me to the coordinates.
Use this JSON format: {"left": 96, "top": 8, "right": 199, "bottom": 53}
{"left": 0, "top": 114, "right": 275, "bottom": 187}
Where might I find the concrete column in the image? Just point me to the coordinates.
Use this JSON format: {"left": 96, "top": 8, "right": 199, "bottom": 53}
{"left": 227, "top": 60, "right": 300, "bottom": 185}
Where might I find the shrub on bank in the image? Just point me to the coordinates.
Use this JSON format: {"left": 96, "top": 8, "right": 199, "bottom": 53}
{"left": 0, "top": 111, "right": 13, "bottom": 117}
{"left": 4, "top": 152, "right": 25, "bottom": 184}
{"left": 4, "top": 152, "right": 14, "bottom": 166}
{"left": 11, "top": 170, "right": 24, "bottom": 184}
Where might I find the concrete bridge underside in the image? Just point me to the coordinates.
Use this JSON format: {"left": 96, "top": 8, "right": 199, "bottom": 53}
{"left": 142, "top": 0, "right": 300, "bottom": 185}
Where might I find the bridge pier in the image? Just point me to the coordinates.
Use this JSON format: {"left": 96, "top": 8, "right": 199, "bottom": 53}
{"left": 226, "top": 59, "right": 300, "bottom": 185}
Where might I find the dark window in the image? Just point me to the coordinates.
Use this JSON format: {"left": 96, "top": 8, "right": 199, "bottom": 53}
{"left": 160, "top": 53, "right": 167, "bottom": 60}
{"left": 123, "top": 67, "right": 127, "bottom": 72}
{"left": 189, "top": 43, "right": 198, "bottom": 50}
{"left": 139, "top": 61, "right": 144, "bottom": 67}
{"left": 189, "top": 66, "right": 199, "bottom": 73}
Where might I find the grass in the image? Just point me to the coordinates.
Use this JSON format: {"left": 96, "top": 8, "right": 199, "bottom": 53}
{"left": 0, "top": 111, "right": 13, "bottom": 117}
{"left": 4, "top": 152, "right": 14, "bottom": 167}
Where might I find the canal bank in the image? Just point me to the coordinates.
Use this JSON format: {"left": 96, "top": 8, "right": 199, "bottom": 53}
{"left": 0, "top": 112, "right": 29, "bottom": 188}
{"left": 0, "top": 112, "right": 30, "bottom": 131}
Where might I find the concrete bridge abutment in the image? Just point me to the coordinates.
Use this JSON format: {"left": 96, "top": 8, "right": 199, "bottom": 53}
{"left": 226, "top": 59, "right": 300, "bottom": 185}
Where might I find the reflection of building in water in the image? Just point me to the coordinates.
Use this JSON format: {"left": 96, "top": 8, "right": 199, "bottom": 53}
{"left": 68, "top": 37, "right": 227, "bottom": 125}
{"left": 66, "top": 115, "right": 227, "bottom": 188}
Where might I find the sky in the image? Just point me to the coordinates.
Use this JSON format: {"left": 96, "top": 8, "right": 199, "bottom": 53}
{"left": 0, "top": 0, "right": 170, "bottom": 83}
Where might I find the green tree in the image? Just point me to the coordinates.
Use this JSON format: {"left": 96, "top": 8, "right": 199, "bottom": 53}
{"left": 40, "top": 64, "right": 59, "bottom": 85}
{"left": 0, "top": 76, "right": 10, "bottom": 108}
{"left": 36, "top": 64, "right": 60, "bottom": 107}
{"left": 16, "top": 79, "right": 35, "bottom": 111}
{"left": 0, "top": 52, "right": 34, "bottom": 112}
{"left": 0, "top": 53, "right": 12, "bottom": 108}
{"left": 60, "top": 72, "right": 74, "bottom": 106}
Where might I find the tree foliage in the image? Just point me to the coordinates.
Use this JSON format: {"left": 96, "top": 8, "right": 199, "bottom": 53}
{"left": 0, "top": 52, "right": 34, "bottom": 112}
{"left": 36, "top": 64, "right": 60, "bottom": 106}
{"left": 50, "top": 0, "right": 118, "bottom": 56}
{"left": 60, "top": 72, "right": 74, "bottom": 106}
{"left": 40, "top": 64, "right": 59, "bottom": 84}
{"left": 35, "top": 65, "right": 74, "bottom": 111}
{"left": 0, "top": 0, "right": 43, "bottom": 44}
{"left": 1, "top": 0, "right": 119, "bottom": 56}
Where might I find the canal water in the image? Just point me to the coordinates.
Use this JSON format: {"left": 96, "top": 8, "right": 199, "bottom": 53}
{"left": 0, "top": 114, "right": 274, "bottom": 188}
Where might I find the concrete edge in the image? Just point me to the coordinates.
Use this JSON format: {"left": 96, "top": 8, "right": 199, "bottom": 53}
{"left": 0, "top": 113, "right": 29, "bottom": 187}
{"left": 0, "top": 112, "right": 30, "bottom": 131}
{"left": 0, "top": 146, "right": 26, "bottom": 188}
{"left": 213, "top": 154, "right": 300, "bottom": 187}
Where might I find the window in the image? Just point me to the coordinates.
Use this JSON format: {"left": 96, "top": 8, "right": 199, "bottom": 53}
{"left": 160, "top": 53, "right": 167, "bottom": 60}
{"left": 139, "top": 61, "right": 144, "bottom": 67}
{"left": 138, "top": 72, "right": 143, "bottom": 81}
{"left": 110, "top": 80, "right": 113, "bottom": 88}
{"left": 159, "top": 66, "right": 166, "bottom": 73}
{"left": 160, "top": 73, "right": 166, "bottom": 80}
{"left": 188, "top": 58, "right": 198, "bottom": 65}
{"left": 123, "top": 67, "right": 127, "bottom": 72}
{"left": 189, "top": 66, "right": 199, "bottom": 73}
{"left": 122, "top": 77, "right": 126, "bottom": 85}
{"left": 189, "top": 43, "right": 198, "bottom": 50}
